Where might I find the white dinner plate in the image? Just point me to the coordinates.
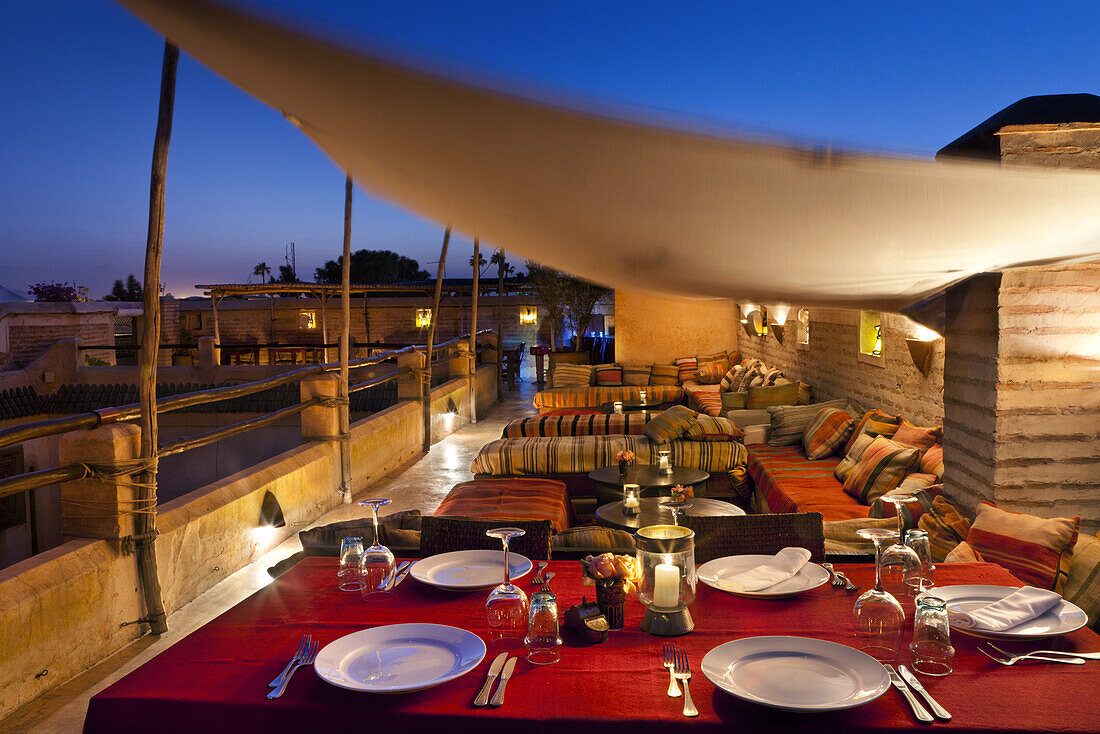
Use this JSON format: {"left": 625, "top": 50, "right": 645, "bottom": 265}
{"left": 313, "top": 623, "right": 486, "bottom": 693}
{"left": 922, "top": 585, "right": 1088, "bottom": 640}
{"left": 698, "top": 555, "right": 831, "bottom": 598}
{"left": 409, "top": 550, "right": 532, "bottom": 591}
{"left": 701, "top": 636, "right": 890, "bottom": 713}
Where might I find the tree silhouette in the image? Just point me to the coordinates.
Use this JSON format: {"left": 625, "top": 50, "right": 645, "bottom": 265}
{"left": 276, "top": 264, "right": 297, "bottom": 283}
{"left": 104, "top": 274, "right": 143, "bottom": 301}
{"left": 252, "top": 262, "right": 272, "bottom": 283}
{"left": 314, "top": 249, "right": 429, "bottom": 284}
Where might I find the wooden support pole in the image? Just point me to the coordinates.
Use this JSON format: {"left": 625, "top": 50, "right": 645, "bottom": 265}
{"left": 469, "top": 238, "right": 479, "bottom": 423}
{"left": 134, "top": 40, "right": 177, "bottom": 636}
{"left": 210, "top": 294, "right": 222, "bottom": 365}
{"left": 338, "top": 176, "right": 353, "bottom": 503}
{"left": 319, "top": 292, "right": 329, "bottom": 364}
{"left": 424, "top": 227, "right": 450, "bottom": 452}
{"left": 496, "top": 248, "right": 505, "bottom": 402}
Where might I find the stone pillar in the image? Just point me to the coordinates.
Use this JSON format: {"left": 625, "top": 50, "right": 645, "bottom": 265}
{"left": 58, "top": 423, "right": 142, "bottom": 540}
{"left": 397, "top": 351, "right": 425, "bottom": 401}
{"left": 448, "top": 342, "right": 473, "bottom": 379}
{"left": 300, "top": 373, "right": 340, "bottom": 442}
{"left": 480, "top": 332, "right": 501, "bottom": 401}
{"left": 197, "top": 336, "right": 218, "bottom": 381}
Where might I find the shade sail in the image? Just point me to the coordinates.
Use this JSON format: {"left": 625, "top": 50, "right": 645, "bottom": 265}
{"left": 119, "top": 0, "right": 1100, "bottom": 315}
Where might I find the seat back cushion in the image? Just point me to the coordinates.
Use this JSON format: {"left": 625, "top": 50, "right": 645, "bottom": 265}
{"left": 642, "top": 405, "right": 699, "bottom": 444}
{"left": 966, "top": 501, "right": 1079, "bottom": 592}
{"left": 553, "top": 362, "right": 594, "bottom": 388}
{"left": 674, "top": 357, "right": 699, "bottom": 385}
{"left": 1062, "top": 533, "right": 1100, "bottom": 628}
{"left": 694, "top": 362, "right": 727, "bottom": 385}
{"left": 649, "top": 364, "right": 679, "bottom": 385}
{"left": 622, "top": 365, "right": 652, "bottom": 386}
{"left": 593, "top": 364, "right": 623, "bottom": 387}
{"left": 766, "top": 399, "right": 850, "bottom": 446}
{"left": 746, "top": 382, "right": 800, "bottom": 410}
{"left": 842, "top": 436, "right": 920, "bottom": 504}
{"left": 682, "top": 415, "right": 744, "bottom": 442}
{"left": 801, "top": 407, "right": 856, "bottom": 460}
{"left": 842, "top": 409, "right": 903, "bottom": 455}
{"left": 918, "top": 495, "right": 972, "bottom": 562}
{"left": 834, "top": 432, "right": 876, "bottom": 483}
{"left": 892, "top": 420, "right": 942, "bottom": 450}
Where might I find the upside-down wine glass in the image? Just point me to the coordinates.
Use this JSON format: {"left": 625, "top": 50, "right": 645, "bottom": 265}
{"left": 485, "top": 527, "right": 529, "bottom": 643}
{"left": 853, "top": 527, "right": 905, "bottom": 662}
{"left": 659, "top": 499, "right": 692, "bottom": 526}
{"left": 877, "top": 495, "right": 922, "bottom": 599}
{"left": 357, "top": 498, "right": 396, "bottom": 596}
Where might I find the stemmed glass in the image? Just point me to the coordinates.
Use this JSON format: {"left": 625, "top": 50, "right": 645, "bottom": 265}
{"left": 485, "top": 527, "right": 529, "bottom": 643}
{"left": 853, "top": 527, "right": 906, "bottom": 662}
{"left": 877, "top": 496, "right": 922, "bottom": 599}
{"left": 357, "top": 498, "right": 396, "bottom": 596}
{"left": 659, "top": 499, "right": 692, "bottom": 526}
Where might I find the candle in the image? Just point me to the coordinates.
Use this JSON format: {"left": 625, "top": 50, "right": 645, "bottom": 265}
{"left": 613, "top": 401, "right": 623, "bottom": 414}
{"left": 640, "top": 390, "right": 648, "bottom": 403}
{"left": 654, "top": 563, "right": 680, "bottom": 608}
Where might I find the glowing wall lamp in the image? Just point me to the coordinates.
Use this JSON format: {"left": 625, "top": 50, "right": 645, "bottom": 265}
{"left": 769, "top": 305, "right": 790, "bottom": 344}
{"left": 519, "top": 306, "right": 538, "bottom": 325}
{"left": 259, "top": 490, "right": 286, "bottom": 529}
{"left": 415, "top": 308, "right": 432, "bottom": 328}
{"left": 905, "top": 323, "right": 940, "bottom": 375}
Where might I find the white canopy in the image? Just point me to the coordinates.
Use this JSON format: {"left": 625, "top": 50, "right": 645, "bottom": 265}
{"left": 120, "top": 0, "right": 1100, "bottom": 317}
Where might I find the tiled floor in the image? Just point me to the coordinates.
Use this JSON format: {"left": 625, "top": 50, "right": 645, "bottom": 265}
{"left": 3, "top": 381, "right": 539, "bottom": 733}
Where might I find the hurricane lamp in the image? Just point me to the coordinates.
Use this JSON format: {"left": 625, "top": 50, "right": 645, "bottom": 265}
{"left": 622, "top": 484, "right": 640, "bottom": 516}
{"left": 636, "top": 524, "right": 696, "bottom": 636}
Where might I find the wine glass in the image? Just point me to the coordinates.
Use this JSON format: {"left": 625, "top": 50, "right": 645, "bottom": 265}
{"left": 485, "top": 527, "right": 529, "bottom": 643}
{"left": 659, "top": 499, "right": 692, "bottom": 526}
{"left": 853, "top": 527, "right": 905, "bottom": 662}
{"left": 877, "top": 496, "right": 922, "bottom": 599}
{"left": 357, "top": 498, "right": 396, "bottom": 596}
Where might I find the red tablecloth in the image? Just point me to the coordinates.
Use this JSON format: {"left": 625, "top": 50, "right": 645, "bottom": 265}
{"left": 84, "top": 560, "right": 1100, "bottom": 734}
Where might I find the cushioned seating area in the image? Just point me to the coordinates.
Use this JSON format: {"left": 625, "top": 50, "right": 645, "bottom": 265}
{"left": 747, "top": 444, "right": 869, "bottom": 521}
{"left": 433, "top": 478, "right": 572, "bottom": 532}
{"left": 420, "top": 516, "right": 554, "bottom": 560}
{"left": 502, "top": 412, "right": 651, "bottom": 438}
{"left": 532, "top": 385, "right": 684, "bottom": 413}
{"left": 681, "top": 381, "right": 723, "bottom": 416}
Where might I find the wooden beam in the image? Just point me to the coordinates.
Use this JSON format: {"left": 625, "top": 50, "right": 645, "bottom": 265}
{"left": 424, "top": 227, "right": 450, "bottom": 451}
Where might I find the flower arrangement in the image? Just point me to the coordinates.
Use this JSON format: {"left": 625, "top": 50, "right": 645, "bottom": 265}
{"left": 581, "top": 553, "right": 641, "bottom": 594}
{"left": 613, "top": 450, "right": 635, "bottom": 464}
{"left": 670, "top": 484, "right": 695, "bottom": 502}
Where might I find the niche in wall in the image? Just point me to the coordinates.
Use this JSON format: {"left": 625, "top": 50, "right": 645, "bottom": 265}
{"left": 858, "top": 311, "right": 884, "bottom": 366}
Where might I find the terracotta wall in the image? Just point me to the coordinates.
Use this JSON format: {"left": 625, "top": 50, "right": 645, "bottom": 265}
{"left": 614, "top": 291, "right": 739, "bottom": 366}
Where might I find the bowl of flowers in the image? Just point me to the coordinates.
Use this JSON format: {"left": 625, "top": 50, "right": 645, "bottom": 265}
{"left": 581, "top": 553, "right": 641, "bottom": 629}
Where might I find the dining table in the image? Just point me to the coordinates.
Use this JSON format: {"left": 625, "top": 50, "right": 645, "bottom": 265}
{"left": 83, "top": 558, "right": 1100, "bottom": 734}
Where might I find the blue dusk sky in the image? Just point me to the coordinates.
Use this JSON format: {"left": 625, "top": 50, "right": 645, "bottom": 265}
{"left": 1, "top": 1, "right": 1098, "bottom": 299}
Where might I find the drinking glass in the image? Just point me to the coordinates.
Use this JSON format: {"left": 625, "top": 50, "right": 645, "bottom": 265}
{"left": 659, "top": 499, "right": 691, "bottom": 526}
{"left": 338, "top": 536, "right": 365, "bottom": 591}
{"left": 910, "top": 595, "right": 954, "bottom": 676}
{"left": 877, "top": 496, "right": 922, "bottom": 599}
{"left": 853, "top": 527, "right": 906, "bottom": 662}
{"left": 904, "top": 529, "right": 935, "bottom": 593}
{"left": 525, "top": 588, "right": 562, "bottom": 664}
{"left": 357, "top": 498, "right": 396, "bottom": 596}
{"left": 485, "top": 527, "right": 529, "bottom": 643}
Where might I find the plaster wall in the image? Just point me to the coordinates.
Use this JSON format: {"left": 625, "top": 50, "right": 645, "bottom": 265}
{"left": 614, "top": 291, "right": 739, "bottom": 366}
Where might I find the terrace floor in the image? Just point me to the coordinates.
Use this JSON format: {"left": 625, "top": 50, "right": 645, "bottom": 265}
{"left": 3, "top": 380, "right": 539, "bottom": 733}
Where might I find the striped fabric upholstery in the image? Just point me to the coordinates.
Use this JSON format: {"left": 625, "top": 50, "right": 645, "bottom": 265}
{"left": 746, "top": 382, "right": 800, "bottom": 410}
{"left": 502, "top": 413, "right": 650, "bottom": 438}
{"left": 593, "top": 364, "right": 623, "bottom": 386}
{"left": 532, "top": 385, "right": 685, "bottom": 412}
{"left": 842, "top": 436, "right": 921, "bottom": 504}
{"left": 433, "top": 478, "right": 571, "bottom": 533}
{"left": 683, "top": 415, "right": 743, "bottom": 442}
{"left": 834, "top": 432, "right": 875, "bottom": 483}
{"left": 892, "top": 420, "right": 941, "bottom": 450}
{"left": 643, "top": 405, "right": 698, "bottom": 443}
{"left": 674, "top": 357, "right": 699, "bottom": 385}
{"left": 649, "top": 364, "right": 679, "bottom": 385}
{"left": 801, "top": 407, "right": 856, "bottom": 460}
{"left": 746, "top": 445, "right": 868, "bottom": 520}
{"left": 917, "top": 495, "right": 972, "bottom": 562}
{"left": 868, "top": 480, "right": 943, "bottom": 528}
{"left": 622, "top": 365, "right": 651, "bottom": 386}
{"left": 796, "top": 381, "right": 814, "bottom": 405}
{"left": 842, "top": 409, "right": 903, "bottom": 455}
{"left": 737, "top": 367, "right": 762, "bottom": 391}
{"left": 694, "top": 362, "right": 726, "bottom": 385}
{"left": 762, "top": 367, "right": 784, "bottom": 385}
{"left": 682, "top": 382, "right": 724, "bottom": 417}
{"left": 1062, "top": 533, "right": 1100, "bottom": 628}
{"left": 967, "top": 501, "right": 1080, "bottom": 592}
{"left": 766, "top": 399, "right": 850, "bottom": 446}
{"left": 719, "top": 365, "right": 744, "bottom": 392}
{"left": 921, "top": 444, "right": 944, "bottom": 480}
{"left": 695, "top": 351, "right": 729, "bottom": 371}
{"left": 944, "top": 541, "right": 984, "bottom": 563}
{"left": 552, "top": 362, "right": 594, "bottom": 387}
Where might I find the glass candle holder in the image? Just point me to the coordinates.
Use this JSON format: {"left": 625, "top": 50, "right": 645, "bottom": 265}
{"left": 636, "top": 524, "right": 696, "bottom": 636}
{"left": 613, "top": 401, "right": 624, "bottom": 414}
{"left": 657, "top": 449, "right": 672, "bottom": 475}
{"left": 622, "top": 484, "right": 640, "bottom": 516}
{"left": 639, "top": 389, "right": 648, "bottom": 404}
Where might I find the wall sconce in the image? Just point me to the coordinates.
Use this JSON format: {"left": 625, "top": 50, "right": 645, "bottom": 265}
{"left": 770, "top": 323, "right": 785, "bottom": 344}
{"left": 415, "top": 308, "right": 432, "bottom": 328}
{"left": 298, "top": 311, "right": 317, "bottom": 330}
{"left": 445, "top": 397, "right": 458, "bottom": 417}
{"left": 259, "top": 490, "right": 286, "bottom": 529}
{"left": 743, "top": 308, "right": 768, "bottom": 337}
{"left": 905, "top": 324, "right": 939, "bottom": 375}
{"left": 519, "top": 306, "right": 538, "bottom": 325}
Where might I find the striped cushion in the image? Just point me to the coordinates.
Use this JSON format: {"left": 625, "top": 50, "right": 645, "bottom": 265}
{"left": 683, "top": 415, "right": 744, "bottom": 442}
{"left": 552, "top": 363, "right": 593, "bottom": 387}
{"left": 842, "top": 409, "right": 903, "bottom": 455}
{"left": 649, "top": 364, "right": 679, "bottom": 385}
{"left": 622, "top": 365, "right": 651, "bottom": 386}
{"left": 502, "top": 413, "right": 650, "bottom": 438}
{"left": 532, "top": 385, "right": 685, "bottom": 412}
{"left": 674, "top": 357, "right": 699, "bottom": 385}
{"left": 868, "top": 481, "right": 944, "bottom": 528}
{"left": 944, "top": 540, "right": 984, "bottom": 563}
{"left": 1063, "top": 533, "right": 1100, "bottom": 628}
{"left": 721, "top": 391, "right": 747, "bottom": 410}
{"left": 842, "top": 436, "right": 920, "bottom": 504}
{"left": 796, "top": 381, "right": 814, "bottom": 405}
{"left": 834, "top": 432, "right": 876, "bottom": 483}
{"left": 967, "top": 502, "right": 1079, "bottom": 592}
{"left": 892, "top": 420, "right": 941, "bottom": 450}
{"left": 643, "top": 405, "right": 699, "bottom": 444}
{"left": 552, "top": 526, "right": 635, "bottom": 552}
{"left": 918, "top": 495, "right": 972, "bottom": 562}
{"left": 694, "top": 362, "right": 726, "bottom": 385}
{"left": 737, "top": 367, "right": 762, "bottom": 392}
{"left": 801, "top": 408, "right": 856, "bottom": 460}
{"left": 719, "top": 365, "right": 744, "bottom": 391}
{"left": 433, "top": 478, "right": 571, "bottom": 533}
{"left": 746, "top": 382, "right": 800, "bottom": 410}
{"left": 696, "top": 351, "right": 729, "bottom": 370}
{"left": 920, "top": 444, "right": 944, "bottom": 480}
{"left": 683, "top": 382, "right": 724, "bottom": 417}
{"left": 762, "top": 367, "right": 784, "bottom": 386}
{"left": 593, "top": 364, "right": 623, "bottom": 386}
{"left": 726, "top": 350, "right": 741, "bottom": 367}
{"left": 766, "top": 399, "right": 850, "bottom": 446}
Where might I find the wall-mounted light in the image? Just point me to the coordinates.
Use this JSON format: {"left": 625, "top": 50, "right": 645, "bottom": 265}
{"left": 770, "top": 323, "right": 785, "bottom": 344}
{"left": 905, "top": 323, "right": 940, "bottom": 375}
{"left": 299, "top": 311, "right": 317, "bottom": 330}
{"left": 415, "top": 308, "right": 432, "bottom": 328}
{"left": 442, "top": 397, "right": 459, "bottom": 426}
{"left": 259, "top": 490, "right": 286, "bottom": 529}
{"left": 519, "top": 306, "right": 538, "bottom": 325}
{"left": 872, "top": 324, "right": 883, "bottom": 357}
{"left": 767, "top": 304, "right": 788, "bottom": 343}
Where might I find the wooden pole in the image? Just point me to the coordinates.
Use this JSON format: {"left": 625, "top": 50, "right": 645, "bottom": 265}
{"left": 134, "top": 41, "right": 177, "bottom": 636}
{"left": 319, "top": 292, "right": 329, "bottom": 364}
{"left": 210, "top": 294, "right": 222, "bottom": 365}
{"left": 468, "top": 238, "right": 479, "bottom": 423}
{"left": 496, "top": 248, "right": 505, "bottom": 402}
{"left": 338, "top": 176, "right": 353, "bottom": 503}
{"left": 423, "top": 227, "right": 450, "bottom": 452}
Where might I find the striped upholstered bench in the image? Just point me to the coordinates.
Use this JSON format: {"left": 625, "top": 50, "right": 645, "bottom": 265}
{"left": 433, "top": 478, "right": 572, "bottom": 533}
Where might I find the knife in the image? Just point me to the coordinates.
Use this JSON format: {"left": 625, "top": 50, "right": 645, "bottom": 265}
{"left": 473, "top": 653, "right": 509, "bottom": 707}
{"left": 899, "top": 665, "right": 951, "bottom": 721}
{"left": 388, "top": 561, "right": 413, "bottom": 590}
{"left": 488, "top": 656, "right": 518, "bottom": 707}
{"left": 885, "top": 664, "right": 934, "bottom": 724}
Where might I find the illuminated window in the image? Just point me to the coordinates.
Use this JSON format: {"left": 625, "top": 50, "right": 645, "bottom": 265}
{"left": 796, "top": 308, "right": 810, "bottom": 346}
{"left": 298, "top": 311, "right": 317, "bottom": 330}
{"left": 519, "top": 306, "right": 538, "bottom": 325}
{"left": 415, "top": 308, "right": 432, "bottom": 328}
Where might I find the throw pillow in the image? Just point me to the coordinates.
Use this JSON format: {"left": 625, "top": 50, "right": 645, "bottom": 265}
{"left": 552, "top": 362, "right": 593, "bottom": 388}
{"left": 622, "top": 365, "right": 652, "bottom": 386}
{"left": 967, "top": 502, "right": 1079, "bottom": 592}
{"left": 719, "top": 364, "right": 744, "bottom": 391}
{"left": 748, "top": 373, "right": 766, "bottom": 388}
{"left": 674, "top": 357, "right": 698, "bottom": 385}
{"left": 762, "top": 367, "right": 784, "bottom": 386}
{"left": 944, "top": 540, "right": 984, "bottom": 563}
{"left": 642, "top": 405, "right": 698, "bottom": 444}
{"left": 842, "top": 436, "right": 921, "bottom": 504}
{"left": 842, "top": 409, "right": 903, "bottom": 455}
{"left": 593, "top": 364, "right": 623, "bottom": 387}
{"left": 892, "top": 420, "right": 941, "bottom": 450}
{"left": 920, "top": 444, "right": 944, "bottom": 480}
{"left": 868, "top": 481, "right": 943, "bottom": 527}
{"left": 801, "top": 407, "right": 856, "bottom": 460}
{"left": 694, "top": 362, "right": 726, "bottom": 385}
{"left": 726, "top": 350, "right": 741, "bottom": 368}
{"left": 649, "top": 364, "right": 679, "bottom": 386}
{"left": 766, "top": 399, "right": 850, "bottom": 446}
{"left": 746, "top": 382, "right": 800, "bottom": 410}
{"left": 696, "top": 351, "right": 729, "bottom": 372}
{"left": 683, "top": 415, "right": 744, "bottom": 442}
{"left": 736, "top": 367, "right": 761, "bottom": 392}
{"left": 918, "top": 495, "right": 972, "bottom": 562}
{"left": 720, "top": 391, "right": 747, "bottom": 410}
{"left": 552, "top": 526, "right": 635, "bottom": 552}
{"left": 1062, "top": 534, "right": 1100, "bottom": 628}
{"left": 834, "top": 432, "right": 876, "bottom": 483}
{"left": 796, "top": 381, "right": 814, "bottom": 405}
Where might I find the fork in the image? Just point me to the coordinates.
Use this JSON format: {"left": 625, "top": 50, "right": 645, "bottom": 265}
{"left": 822, "top": 562, "right": 845, "bottom": 588}
{"left": 268, "top": 634, "right": 311, "bottom": 688}
{"left": 673, "top": 650, "right": 698, "bottom": 717}
{"left": 267, "top": 641, "right": 319, "bottom": 699}
{"left": 540, "top": 572, "right": 556, "bottom": 592}
{"left": 662, "top": 642, "right": 682, "bottom": 698}
{"left": 979, "top": 644, "right": 1087, "bottom": 666}
{"left": 531, "top": 561, "right": 549, "bottom": 585}
{"left": 986, "top": 643, "right": 1100, "bottom": 661}
{"left": 822, "top": 563, "right": 859, "bottom": 591}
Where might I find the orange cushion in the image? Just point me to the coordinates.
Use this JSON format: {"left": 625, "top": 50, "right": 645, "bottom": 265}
{"left": 967, "top": 502, "right": 1079, "bottom": 592}
{"left": 892, "top": 420, "right": 941, "bottom": 450}
{"left": 920, "top": 444, "right": 944, "bottom": 479}
{"left": 434, "top": 478, "right": 571, "bottom": 533}
{"left": 918, "top": 495, "right": 972, "bottom": 562}
{"left": 842, "top": 436, "right": 920, "bottom": 504}
{"left": 801, "top": 407, "right": 855, "bottom": 460}
{"left": 842, "top": 409, "right": 902, "bottom": 455}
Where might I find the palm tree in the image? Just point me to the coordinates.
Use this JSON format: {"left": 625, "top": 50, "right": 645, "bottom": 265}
{"left": 252, "top": 261, "right": 271, "bottom": 283}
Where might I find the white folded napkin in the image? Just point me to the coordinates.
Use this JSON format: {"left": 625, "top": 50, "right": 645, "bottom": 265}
{"left": 715, "top": 547, "right": 813, "bottom": 592}
{"left": 948, "top": 586, "right": 1063, "bottom": 631}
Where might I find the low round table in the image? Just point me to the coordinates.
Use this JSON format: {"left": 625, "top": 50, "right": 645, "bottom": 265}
{"left": 596, "top": 497, "right": 746, "bottom": 531}
{"left": 588, "top": 464, "right": 709, "bottom": 505}
{"left": 599, "top": 401, "right": 664, "bottom": 414}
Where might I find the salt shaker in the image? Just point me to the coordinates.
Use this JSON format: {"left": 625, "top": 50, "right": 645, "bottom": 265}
{"left": 910, "top": 595, "right": 954, "bottom": 676}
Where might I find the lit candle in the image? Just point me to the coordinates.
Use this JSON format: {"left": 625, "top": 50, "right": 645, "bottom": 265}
{"left": 613, "top": 401, "right": 623, "bottom": 414}
{"left": 654, "top": 562, "right": 680, "bottom": 608}
{"left": 640, "top": 390, "right": 648, "bottom": 403}
{"left": 623, "top": 484, "right": 640, "bottom": 509}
